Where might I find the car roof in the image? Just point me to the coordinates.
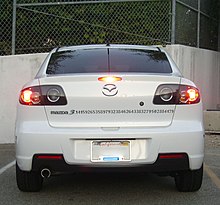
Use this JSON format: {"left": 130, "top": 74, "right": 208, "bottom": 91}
{"left": 53, "top": 44, "right": 162, "bottom": 53}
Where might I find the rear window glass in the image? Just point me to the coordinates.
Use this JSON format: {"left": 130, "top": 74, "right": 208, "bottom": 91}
{"left": 46, "top": 48, "right": 172, "bottom": 74}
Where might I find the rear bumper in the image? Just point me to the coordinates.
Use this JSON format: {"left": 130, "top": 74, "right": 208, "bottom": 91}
{"left": 16, "top": 116, "right": 204, "bottom": 172}
{"left": 32, "top": 153, "right": 190, "bottom": 174}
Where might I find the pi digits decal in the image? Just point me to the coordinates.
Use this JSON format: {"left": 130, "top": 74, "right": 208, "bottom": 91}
{"left": 50, "top": 109, "right": 174, "bottom": 115}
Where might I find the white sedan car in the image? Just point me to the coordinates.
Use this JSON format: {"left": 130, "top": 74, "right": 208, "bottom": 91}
{"left": 15, "top": 44, "right": 204, "bottom": 192}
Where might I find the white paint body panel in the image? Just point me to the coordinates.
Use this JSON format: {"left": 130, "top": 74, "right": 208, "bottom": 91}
{"left": 15, "top": 45, "right": 204, "bottom": 172}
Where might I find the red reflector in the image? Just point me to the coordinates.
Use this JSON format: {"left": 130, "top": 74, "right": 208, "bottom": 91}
{"left": 37, "top": 155, "right": 63, "bottom": 160}
{"left": 159, "top": 154, "right": 185, "bottom": 159}
{"left": 98, "top": 76, "right": 122, "bottom": 83}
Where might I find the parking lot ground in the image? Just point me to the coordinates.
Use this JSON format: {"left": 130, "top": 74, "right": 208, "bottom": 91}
{"left": 0, "top": 135, "right": 220, "bottom": 205}
{"left": 0, "top": 144, "right": 15, "bottom": 168}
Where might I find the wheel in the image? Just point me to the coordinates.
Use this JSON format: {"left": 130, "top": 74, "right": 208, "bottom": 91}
{"left": 174, "top": 165, "right": 203, "bottom": 192}
{"left": 16, "top": 163, "right": 43, "bottom": 192}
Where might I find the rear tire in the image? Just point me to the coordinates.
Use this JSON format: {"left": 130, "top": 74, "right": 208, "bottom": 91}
{"left": 174, "top": 165, "right": 203, "bottom": 192}
{"left": 16, "top": 163, "right": 43, "bottom": 192}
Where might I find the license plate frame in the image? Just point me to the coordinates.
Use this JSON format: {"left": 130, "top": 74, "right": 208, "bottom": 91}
{"left": 91, "top": 140, "right": 131, "bottom": 162}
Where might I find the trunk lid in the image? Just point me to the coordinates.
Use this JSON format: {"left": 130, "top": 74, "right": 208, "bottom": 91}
{"left": 39, "top": 74, "right": 180, "bottom": 128}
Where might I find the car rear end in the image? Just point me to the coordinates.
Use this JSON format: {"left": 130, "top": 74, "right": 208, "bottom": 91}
{"left": 15, "top": 45, "right": 204, "bottom": 192}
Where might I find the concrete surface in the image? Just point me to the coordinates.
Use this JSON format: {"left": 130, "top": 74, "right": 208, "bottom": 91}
{"left": 0, "top": 135, "right": 220, "bottom": 205}
{"left": 204, "top": 111, "right": 220, "bottom": 132}
{"left": 165, "top": 45, "right": 220, "bottom": 110}
{"left": 0, "top": 53, "right": 47, "bottom": 144}
{"left": 0, "top": 45, "right": 219, "bottom": 143}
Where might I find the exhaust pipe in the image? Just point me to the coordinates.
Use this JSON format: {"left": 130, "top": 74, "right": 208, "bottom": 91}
{"left": 41, "top": 168, "right": 51, "bottom": 178}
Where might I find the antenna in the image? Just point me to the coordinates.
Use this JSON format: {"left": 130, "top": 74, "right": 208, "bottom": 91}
{"left": 107, "top": 48, "right": 110, "bottom": 73}
{"left": 55, "top": 46, "right": 60, "bottom": 52}
{"left": 105, "top": 38, "right": 110, "bottom": 46}
{"left": 157, "top": 47, "right": 161, "bottom": 52}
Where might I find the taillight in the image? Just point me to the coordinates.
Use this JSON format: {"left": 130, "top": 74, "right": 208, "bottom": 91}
{"left": 20, "top": 87, "right": 41, "bottom": 105}
{"left": 153, "top": 84, "right": 200, "bottom": 105}
{"left": 178, "top": 85, "right": 200, "bottom": 104}
{"left": 47, "top": 88, "right": 61, "bottom": 103}
{"left": 98, "top": 76, "right": 122, "bottom": 83}
{"left": 19, "top": 85, "right": 67, "bottom": 106}
{"left": 20, "top": 89, "right": 33, "bottom": 103}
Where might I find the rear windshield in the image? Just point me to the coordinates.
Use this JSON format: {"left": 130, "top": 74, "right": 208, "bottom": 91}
{"left": 46, "top": 48, "right": 172, "bottom": 74}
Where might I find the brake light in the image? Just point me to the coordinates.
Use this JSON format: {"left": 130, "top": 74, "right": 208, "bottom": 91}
{"left": 179, "top": 86, "right": 200, "bottom": 104}
{"left": 187, "top": 88, "right": 199, "bottom": 102}
{"left": 19, "top": 85, "right": 67, "bottom": 106}
{"left": 20, "top": 88, "right": 41, "bottom": 105}
{"left": 153, "top": 84, "right": 200, "bottom": 105}
{"left": 98, "top": 76, "right": 122, "bottom": 83}
{"left": 20, "top": 90, "right": 32, "bottom": 103}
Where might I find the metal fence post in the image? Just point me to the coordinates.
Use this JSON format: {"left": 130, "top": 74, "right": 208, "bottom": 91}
{"left": 171, "top": 0, "right": 176, "bottom": 44}
{"left": 12, "top": 0, "right": 17, "bottom": 55}
{"left": 219, "top": 9, "right": 220, "bottom": 51}
{"left": 197, "top": 0, "right": 200, "bottom": 48}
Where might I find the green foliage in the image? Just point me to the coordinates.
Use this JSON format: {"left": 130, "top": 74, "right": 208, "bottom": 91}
{"left": 0, "top": 0, "right": 219, "bottom": 55}
{"left": 1, "top": 1, "right": 172, "bottom": 54}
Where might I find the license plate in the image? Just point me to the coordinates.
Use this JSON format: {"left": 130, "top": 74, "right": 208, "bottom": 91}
{"left": 91, "top": 140, "right": 131, "bottom": 162}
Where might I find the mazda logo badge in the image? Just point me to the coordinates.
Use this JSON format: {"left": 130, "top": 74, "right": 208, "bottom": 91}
{"left": 102, "top": 84, "right": 118, "bottom": 97}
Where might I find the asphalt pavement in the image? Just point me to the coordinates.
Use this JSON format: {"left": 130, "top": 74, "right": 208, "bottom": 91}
{"left": 0, "top": 135, "right": 220, "bottom": 205}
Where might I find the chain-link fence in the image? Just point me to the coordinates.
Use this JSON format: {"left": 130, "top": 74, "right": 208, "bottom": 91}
{"left": 0, "top": 0, "right": 13, "bottom": 55}
{"left": 0, "top": 0, "right": 219, "bottom": 55}
{"left": 176, "top": 0, "right": 219, "bottom": 50}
